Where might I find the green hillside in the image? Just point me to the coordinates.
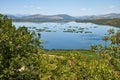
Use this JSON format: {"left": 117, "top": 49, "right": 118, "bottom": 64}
{"left": 76, "top": 18, "right": 120, "bottom": 28}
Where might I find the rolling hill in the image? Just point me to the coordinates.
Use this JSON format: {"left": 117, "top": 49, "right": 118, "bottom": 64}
{"left": 6, "top": 13, "right": 120, "bottom": 22}
{"left": 7, "top": 14, "right": 75, "bottom": 22}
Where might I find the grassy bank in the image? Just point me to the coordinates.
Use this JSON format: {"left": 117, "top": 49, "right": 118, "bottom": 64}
{"left": 38, "top": 49, "right": 99, "bottom": 60}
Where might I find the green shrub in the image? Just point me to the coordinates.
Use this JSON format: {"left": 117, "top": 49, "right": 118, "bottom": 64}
{"left": 0, "top": 14, "right": 41, "bottom": 79}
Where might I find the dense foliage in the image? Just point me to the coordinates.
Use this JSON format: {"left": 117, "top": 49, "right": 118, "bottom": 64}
{"left": 76, "top": 18, "right": 120, "bottom": 28}
{"left": 91, "top": 29, "right": 120, "bottom": 71}
{"left": 40, "top": 50, "right": 120, "bottom": 80}
{"left": 0, "top": 14, "right": 120, "bottom": 80}
{"left": 0, "top": 14, "right": 41, "bottom": 79}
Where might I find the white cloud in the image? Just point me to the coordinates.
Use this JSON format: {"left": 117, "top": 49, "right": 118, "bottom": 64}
{"left": 36, "top": 7, "right": 41, "bottom": 10}
{"left": 109, "top": 5, "right": 117, "bottom": 9}
{"left": 80, "top": 8, "right": 91, "bottom": 11}
{"left": 103, "top": 5, "right": 120, "bottom": 14}
{"left": 23, "top": 5, "right": 42, "bottom": 10}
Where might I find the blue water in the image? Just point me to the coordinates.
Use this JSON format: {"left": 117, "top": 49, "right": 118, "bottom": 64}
{"left": 13, "top": 22, "right": 119, "bottom": 50}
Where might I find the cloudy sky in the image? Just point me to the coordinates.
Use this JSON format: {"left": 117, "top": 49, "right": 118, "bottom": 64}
{"left": 0, "top": 0, "right": 120, "bottom": 16}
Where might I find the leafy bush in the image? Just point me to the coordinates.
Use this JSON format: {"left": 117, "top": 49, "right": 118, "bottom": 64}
{"left": 0, "top": 14, "right": 41, "bottom": 79}
{"left": 91, "top": 29, "right": 120, "bottom": 78}
{"left": 40, "top": 52, "right": 119, "bottom": 80}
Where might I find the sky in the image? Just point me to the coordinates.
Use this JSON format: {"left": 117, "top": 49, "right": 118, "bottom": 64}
{"left": 0, "top": 0, "right": 120, "bottom": 16}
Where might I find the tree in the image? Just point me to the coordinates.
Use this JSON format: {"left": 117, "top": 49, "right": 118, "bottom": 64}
{"left": 0, "top": 14, "right": 41, "bottom": 79}
{"left": 91, "top": 29, "right": 120, "bottom": 71}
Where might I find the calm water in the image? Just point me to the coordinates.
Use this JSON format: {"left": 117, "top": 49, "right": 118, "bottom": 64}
{"left": 13, "top": 22, "right": 119, "bottom": 50}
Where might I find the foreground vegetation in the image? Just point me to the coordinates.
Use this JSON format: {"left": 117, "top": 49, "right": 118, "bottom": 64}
{"left": 40, "top": 50, "right": 120, "bottom": 80}
{"left": 76, "top": 18, "right": 120, "bottom": 28}
{"left": 0, "top": 14, "right": 120, "bottom": 79}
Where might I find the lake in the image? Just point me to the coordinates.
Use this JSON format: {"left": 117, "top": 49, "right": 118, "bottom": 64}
{"left": 13, "top": 22, "right": 119, "bottom": 50}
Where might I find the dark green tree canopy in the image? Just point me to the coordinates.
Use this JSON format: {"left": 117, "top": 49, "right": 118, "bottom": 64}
{"left": 0, "top": 14, "right": 41, "bottom": 79}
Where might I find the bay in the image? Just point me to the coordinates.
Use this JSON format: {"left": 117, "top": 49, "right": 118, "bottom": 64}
{"left": 13, "top": 22, "right": 119, "bottom": 50}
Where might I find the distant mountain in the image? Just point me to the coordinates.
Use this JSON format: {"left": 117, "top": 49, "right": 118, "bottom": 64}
{"left": 99, "top": 13, "right": 120, "bottom": 19}
{"left": 77, "top": 13, "right": 120, "bottom": 20}
{"left": 7, "top": 14, "right": 19, "bottom": 19}
{"left": 6, "top": 13, "right": 120, "bottom": 22}
{"left": 54, "top": 14, "right": 75, "bottom": 20}
{"left": 21, "top": 14, "right": 75, "bottom": 21}
{"left": 21, "top": 14, "right": 63, "bottom": 20}
{"left": 7, "top": 14, "right": 28, "bottom": 19}
{"left": 7, "top": 14, "right": 75, "bottom": 21}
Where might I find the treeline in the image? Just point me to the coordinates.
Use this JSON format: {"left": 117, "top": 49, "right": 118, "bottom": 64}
{"left": 76, "top": 18, "right": 120, "bottom": 28}
{"left": 13, "top": 19, "right": 72, "bottom": 22}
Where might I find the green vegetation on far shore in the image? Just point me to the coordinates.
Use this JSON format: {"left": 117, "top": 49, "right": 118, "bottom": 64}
{"left": 76, "top": 18, "right": 120, "bottom": 28}
{"left": 13, "top": 19, "right": 72, "bottom": 23}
